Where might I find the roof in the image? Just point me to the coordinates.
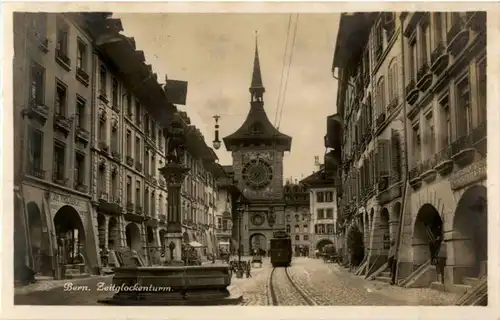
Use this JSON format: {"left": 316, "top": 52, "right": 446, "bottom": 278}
{"left": 300, "top": 169, "right": 336, "bottom": 189}
{"left": 332, "top": 13, "right": 378, "bottom": 71}
{"left": 78, "top": 13, "right": 220, "bottom": 173}
{"left": 223, "top": 103, "right": 292, "bottom": 151}
{"left": 223, "top": 37, "right": 292, "bottom": 151}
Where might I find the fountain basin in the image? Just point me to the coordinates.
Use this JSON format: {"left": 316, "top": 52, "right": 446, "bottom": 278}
{"left": 98, "top": 265, "right": 242, "bottom": 305}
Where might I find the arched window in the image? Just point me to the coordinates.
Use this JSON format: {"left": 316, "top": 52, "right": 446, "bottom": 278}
{"left": 387, "top": 58, "right": 398, "bottom": 107}
{"left": 295, "top": 235, "right": 300, "bottom": 241}
{"left": 286, "top": 224, "right": 291, "bottom": 233}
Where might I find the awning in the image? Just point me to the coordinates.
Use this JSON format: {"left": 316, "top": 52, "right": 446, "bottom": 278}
{"left": 189, "top": 241, "right": 206, "bottom": 248}
{"left": 219, "top": 241, "right": 230, "bottom": 245}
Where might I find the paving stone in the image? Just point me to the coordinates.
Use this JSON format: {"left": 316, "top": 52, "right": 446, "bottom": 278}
{"left": 287, "top": 257, "right": 460, "bottom": 306}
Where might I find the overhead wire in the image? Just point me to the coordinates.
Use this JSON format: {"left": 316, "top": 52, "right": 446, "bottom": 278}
{"left": 274, "top": 14, "right": 293, "bottom": 127}
{"left": 277, "top": 13, "right": 299, "bottom": 130}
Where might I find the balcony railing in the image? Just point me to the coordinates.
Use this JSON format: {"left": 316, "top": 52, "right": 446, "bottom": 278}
{"left": 52, "top": 173, "right": 68, "bottom": 186}
{"left": 75, "top": 127, "right": 90, "bottom": 144}
{"left": 126, "top": 156, "right": 134, "bottom": 166}
{"left": 76, "top": 67, "right": 89, "bottom": 86}
{"left": 98, "top": 141, "right": 109, "bottom": 153}
{"left": 99, "top": 90, "right": 109, "bottom": 103}
{"left": 55, "top": 49, "right": 71, "bottom": 71}
{"left": 111, "top": 150, "right": 120, "bottom": 161}
{"left": 135, "top": 161, "right": 143, "bottom": 172}
{"left": 450, "top": 132, "right": 474, "bottom": 157}
{"left": 409, "top": 162, "right": 423, "bottom": 181}
{"left": 26, "top": 166, "right": 45, "bottom": 179}
{"left": 26, "top": 100, "right": 49, "bottom": 124}
{"left": 53, "top": 114, "right": 71, "bottom": 135}
{"left": 74, "top": 183, "right": 88, "bottom": 193}
{"left": 421, "top": 155, "right": 437, "bottom": 173}
{"left": 446, "top": 16, "right": 468, "bottom": 44}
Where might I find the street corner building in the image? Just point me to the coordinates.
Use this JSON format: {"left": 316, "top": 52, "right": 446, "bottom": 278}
{"left": 283, "top": 180, "right": 312, "bottom": 257}
{"left": 332, "top": 11, "right": 486, "bottom": 300}
{"left": 300, "top": 168, "right": 342, "bottom": 257}
{"left": 12, "top": 12, "right": 232, "bottom": 282}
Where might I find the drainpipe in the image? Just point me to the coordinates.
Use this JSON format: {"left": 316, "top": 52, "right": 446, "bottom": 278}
{"left": 394, "top": 13, "right": 411, "bottom": 284}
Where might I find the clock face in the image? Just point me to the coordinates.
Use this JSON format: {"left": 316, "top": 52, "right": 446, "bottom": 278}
{"left": 251, "top": 212, "right": 266, "bottom": 226}
{"left": 242, "top": 159, "right": 273, "bottom": 190}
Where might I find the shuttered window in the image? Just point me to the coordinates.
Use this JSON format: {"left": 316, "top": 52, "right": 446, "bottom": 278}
{"left": 377, "top": 139, "right": 391, "bottom": 177}
{"left": 390, "top": 129, "right": 401, "bottom": 183}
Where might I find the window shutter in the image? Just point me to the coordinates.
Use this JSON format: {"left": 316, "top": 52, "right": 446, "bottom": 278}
{"left": 379, "top": 139, "right": 391, "bottom": 176}
{"left": 390, "top": 129, "right": 401, "bottom": 183}
{"left": 377, "top": 142, "right": 386, "bottom": 177}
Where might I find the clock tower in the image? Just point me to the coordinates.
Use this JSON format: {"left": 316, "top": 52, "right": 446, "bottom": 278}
{"left": 223, "top": 34, "right": 292, "bottom": 255}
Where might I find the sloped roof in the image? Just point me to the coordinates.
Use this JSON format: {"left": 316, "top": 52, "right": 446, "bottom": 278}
{"left": 223, "top": 38, "right": 291, "bottom": 151}
{"left": 300, "top": 169, "right": 335, "bottom": 188}
{"left": 223, "top": 102, "right": 292, "bottom": 151}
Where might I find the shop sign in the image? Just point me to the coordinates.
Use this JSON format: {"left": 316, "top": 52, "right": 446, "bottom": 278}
{"left": 450, "top": 159, "right": 487, "bottom": 190}
{"left": 49, "top": 192, "right": 88, "bottom": 214}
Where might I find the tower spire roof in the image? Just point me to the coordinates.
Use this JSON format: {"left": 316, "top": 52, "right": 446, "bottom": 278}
{"left": 250, "top": 31, "right": 265, "bottom": 91}
{"left": 223, "top": 34, "right": 291, "bottom": 152}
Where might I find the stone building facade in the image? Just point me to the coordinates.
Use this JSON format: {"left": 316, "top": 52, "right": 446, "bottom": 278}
{"left": 398, "top": 12, "right": 486, "bottom": 291}
{"left": 301, "top": 170, "right": 340, "bottom": 255}
{"left": 13, "top": 12, "right": 221, "bottom": 280}
{"left": 333, "top": 12, "right": 406, "bottom": 276}
{"left": 284, "top": 181, "right": 311, "bottom": 256}
{"left": 332, "top": 12, "right": 487, "bottom": 292}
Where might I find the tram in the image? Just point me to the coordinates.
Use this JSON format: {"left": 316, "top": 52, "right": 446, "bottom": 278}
{"left": 269, "top": 231, "right": 292, "bottom": 267}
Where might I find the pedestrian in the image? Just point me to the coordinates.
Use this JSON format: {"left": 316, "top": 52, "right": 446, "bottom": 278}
{"left": 245, "top": 261, "right": 252, "bottom": 278}
{"left": 388, "top": 240, "right": 397, "bottom": 285}
{"left": 436, "top": 239, "right": 446, "bottom": 284}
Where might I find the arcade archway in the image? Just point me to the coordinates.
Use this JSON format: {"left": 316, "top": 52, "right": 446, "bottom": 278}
{"left": 249, "top": 233, "right": 267, "bottom": 254}
{"left": 346, "top": 225, "right": 364, "bottom": 266}
{"left": 26, "top": 202, "right": 50, "bottom": 274}
{"left": 452, "top": 185, "right": 487, "bottom": 278}
{"left": 316, "top": 238, "right": 333, "bottom": 252}
{"left": 108, "top": 217, "right": 118, "bottom": 249}
{"left": 53, "top": 205, "right": 86, "bottom": 266}
{"left": 412, "top": 203, "right": 443, "bottom": 266}
{"left": 125, "top": 223, "right": 141, "bottom": 252}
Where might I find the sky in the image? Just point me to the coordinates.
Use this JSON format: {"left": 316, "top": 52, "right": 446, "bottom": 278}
{"left": 115, "top": 13, "right": 340, "bottom": 181}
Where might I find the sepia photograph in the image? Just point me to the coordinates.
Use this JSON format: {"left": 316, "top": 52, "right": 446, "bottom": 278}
{"left": 7, "top": 5, "right": 490, "bottom": 313}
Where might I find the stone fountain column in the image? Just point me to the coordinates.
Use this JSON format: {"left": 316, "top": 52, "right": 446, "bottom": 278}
{"left": 158, "top": 118, "right": 190, "bottom": 265}
{"left": 160, "top": 162, "right": 189, "bottom": 263}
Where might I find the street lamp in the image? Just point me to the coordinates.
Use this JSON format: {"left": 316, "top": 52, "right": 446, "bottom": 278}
{"left": 212, "top": 115, "right": 221, "bottom": 150}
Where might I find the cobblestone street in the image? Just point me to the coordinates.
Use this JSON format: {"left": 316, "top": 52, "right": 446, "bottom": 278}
{"left": 14, "top": 257, "right": 460, "bottom": 306}
{"left": 287, "top": 258, "right": 460, "bottom": 306}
